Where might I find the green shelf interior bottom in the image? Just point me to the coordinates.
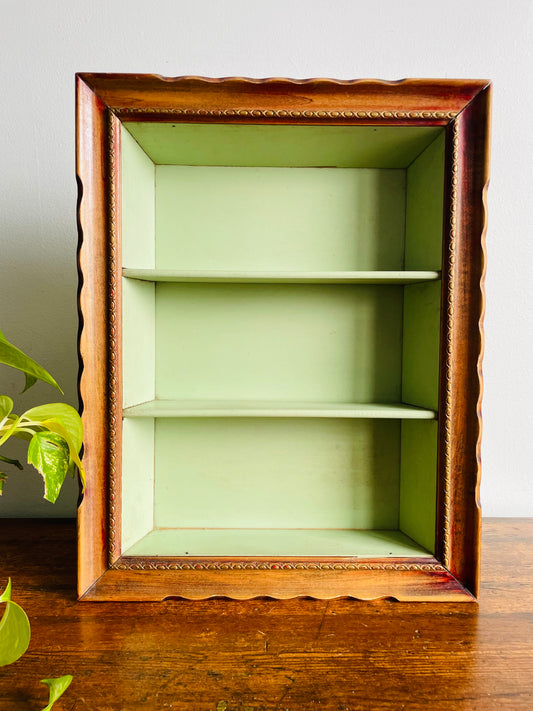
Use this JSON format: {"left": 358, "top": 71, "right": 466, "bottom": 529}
{"left": 123, "top": 527, "right": 432, "bottom": 559}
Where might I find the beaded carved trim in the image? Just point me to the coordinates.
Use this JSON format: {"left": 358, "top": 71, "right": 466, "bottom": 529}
{"left": 442, "top": 121, "right": 459, "bottom": 569}
{"left": 107, "top": 112, "right": 120, "bottom": 565}
{"left": 107, "top": 108, "right": 457, "bottom": 571}
{"left": 116, "top": 107, "right": 456, "bottom": 121}
{"left": 113, "top": 559, "right": 447, "bottom": 572}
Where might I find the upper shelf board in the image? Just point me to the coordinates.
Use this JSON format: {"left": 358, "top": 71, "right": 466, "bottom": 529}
{"left": 122, "top": 400, "right": 436, "bottom": 420}
{"left": 122, "top": 269, "right": 441, "bottom": 284}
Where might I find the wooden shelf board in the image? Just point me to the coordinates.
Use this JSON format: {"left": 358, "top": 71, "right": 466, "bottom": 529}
{"left": 122, "top": 269, "right": 441, "bottom": 284}
{"left": 123, "top": 400, "right": 436, "bottom": 419}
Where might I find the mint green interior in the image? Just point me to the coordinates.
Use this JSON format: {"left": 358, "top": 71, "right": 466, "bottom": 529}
{"left": 120, "top": 123, "right": 444, "bottom": 559}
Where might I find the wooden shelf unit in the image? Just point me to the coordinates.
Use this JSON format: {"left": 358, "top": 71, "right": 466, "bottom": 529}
{"left": 77, "top": 75, "right": 490, "bottom": 601}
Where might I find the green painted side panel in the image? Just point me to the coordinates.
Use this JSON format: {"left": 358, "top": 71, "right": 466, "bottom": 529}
{"left": 155, "top": 166, "right": 406, "bottom": 271}
{"left": 120, "top": 126, "right": 155, "bottom": 269}
{"left": 154, "top": 418, "right": 400, "bottom": 530}
{"left": 122, "top": 278, "right": 155, "bottom": 408}
{"left": 400, "top": 132, "right": 443, "bottom": 552}
{"left": 124, "top": 528, "right": 432, "bottom": 558}
{"left": 155, "top": 283, "right": 403, "bottom": 402}
{"left": 405, "top": 132, "right": 445, "bottom": 270}
{"left": 121, "top": 418, "right": 155, "bottom": 552}
{"left": 123, "top": 400, "right": 435, "bottom": 419}
{"left": 123, "top": 269, "right": 441, "bottom": 284}
{"left": 124, "top": 123, "right": 443, "bottom": 168}
{"left": 399, "top": 420, "right": 438, "bottom": 553}
{"left": 402, "top": 281, "right": 441, "bottom": 411}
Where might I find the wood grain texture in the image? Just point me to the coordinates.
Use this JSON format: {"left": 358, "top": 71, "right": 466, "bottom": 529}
{"left": 1, "top": 518, "right": 532, "bottom": 710}
{"left": 76, "top": 75, "right": 491, "bottom": 601}
{"left": 83, "top": 559, "right": 468, "bottom": 603}
{"left": 436, "top": 86, "right": 491, "bottom": 596}
{"left": 77, "top": 75, "right": 490, "bottom": 123}
{"left": 76, "top": 76, "right": 111, "bottom": 596}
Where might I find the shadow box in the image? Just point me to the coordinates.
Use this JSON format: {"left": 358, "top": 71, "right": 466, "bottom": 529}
{"left": 76, "top": 74, "right": 491, "bottom": 601}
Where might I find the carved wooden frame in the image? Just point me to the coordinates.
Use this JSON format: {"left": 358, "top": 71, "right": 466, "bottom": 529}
{"left": 76, "top": 75, "right": 490, "bottom": 601}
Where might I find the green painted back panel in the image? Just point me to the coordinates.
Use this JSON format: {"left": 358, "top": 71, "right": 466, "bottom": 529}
{"left": 155, "top": 283, "right": 404, "bottom": 402}
{"left": 121, "top": 126, "right": 155, "bottom": 269}
{"left": 405, "top": 132, "right": 445, "bottom": 270}
{"left": 155, "top": 166, "right": 406, "bottom": 271}
{"left": 124, "top": 123, "right": 443, "bottom": 168}
{"left": 399, "top": 420, "right": 438, "bottom": 553}
{"left": 154, "top": 417, "right": 400, "bottom": 530}
{"left": 124, "top": 528, "right": 431, "bottom": 558}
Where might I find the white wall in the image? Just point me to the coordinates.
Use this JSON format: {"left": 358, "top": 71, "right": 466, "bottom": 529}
{"left": 1, "top": 0, "right": 531, "bottom": 516}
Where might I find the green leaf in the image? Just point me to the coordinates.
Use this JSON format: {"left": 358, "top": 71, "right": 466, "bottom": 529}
{"left": 0, "top": 331, "right": 62, "bottom": 393}
{"left": 0, "top": 396, "right": 13, "bottom": 420}
{"left": 0, "top": 578, "right": 12, "bottom": 603}
{"left": 41, "top": 420, "right": 85, "bottom": 489}
{"left": 23, "top": 404, "right": 85, "bottom": 491}
{"left": 40, "top": 675, "right": 73, "bottom": 711}
{"left": 27, "top": 432, "right": 70, "bottom": 503}
{"left": 9, "top": 428, "right": 33, "bottom": 442}
{"left": 0, "top": 414, "right": 23, "bottom": 447}
{"left": 0, "top": 454, "right": 23, "bottom": 470}
{"left": 24, "top": 404, "right": 83, "bottom": 452}
{"left": 24, "top": 374, "right": 37, "bottom": 392}
{"left": 0, "top": 579, "right": 31, "bottom": 666}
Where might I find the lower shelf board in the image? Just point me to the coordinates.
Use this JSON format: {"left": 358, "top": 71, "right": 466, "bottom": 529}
{"left": 122, "top": 269, "right": 442, "bottom": 284}
{"left": 122, "top": 400, "right": 436, "bottom": 419}
{"left": 122, "top": 528, "right": 433, "bottom": 558}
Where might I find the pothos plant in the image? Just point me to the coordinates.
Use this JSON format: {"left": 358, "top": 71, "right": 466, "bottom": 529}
{"left": 0, "top": 327, "right": 86, "bottom": 709}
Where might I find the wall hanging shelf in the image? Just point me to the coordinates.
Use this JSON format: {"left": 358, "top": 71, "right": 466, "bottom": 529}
{"left": 76, "top": 74, "right": 490, "bottom": 601}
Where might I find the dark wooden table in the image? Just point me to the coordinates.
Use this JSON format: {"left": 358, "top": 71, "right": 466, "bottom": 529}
{"left": 0, "top": 519, "right": 532, "bottom": 710}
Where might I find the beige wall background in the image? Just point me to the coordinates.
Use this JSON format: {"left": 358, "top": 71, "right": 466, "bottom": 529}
{"left": 1, "top": 0, "right": 532, "bottom": 516}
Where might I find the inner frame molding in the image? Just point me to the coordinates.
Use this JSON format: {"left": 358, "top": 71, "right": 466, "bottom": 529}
{"left": 117, "top": 107, "right": 458, "bottom": 120}
{"left": 77, "top": 75, "right": 490, "bottom": 601}
{"left": 113, "top": 558, "right": 448, "bottom": 572}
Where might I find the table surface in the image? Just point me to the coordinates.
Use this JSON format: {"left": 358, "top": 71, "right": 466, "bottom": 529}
{"left": 0, "top": 518, "right": 532, "bottom": 711}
